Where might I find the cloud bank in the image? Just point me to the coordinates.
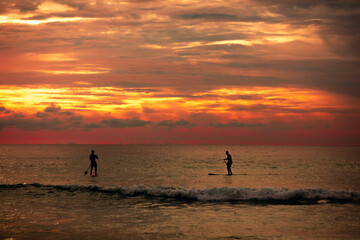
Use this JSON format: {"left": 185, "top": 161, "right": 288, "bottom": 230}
{"left": 0, "top": 0, "right": 359, "bottom": 144}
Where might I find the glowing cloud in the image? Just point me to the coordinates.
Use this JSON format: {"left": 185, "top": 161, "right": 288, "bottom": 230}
{"left": 0, "top": 0, "right": 359, "bottom": 144}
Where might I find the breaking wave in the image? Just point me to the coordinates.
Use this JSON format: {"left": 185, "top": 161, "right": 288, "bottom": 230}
{"left": 2, "top": 183, "right": 360, "bottom": 204}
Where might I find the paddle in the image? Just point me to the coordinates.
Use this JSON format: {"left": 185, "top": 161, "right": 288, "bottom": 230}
{"left": 84, "top": 164, "right": 91, "bottom": 175}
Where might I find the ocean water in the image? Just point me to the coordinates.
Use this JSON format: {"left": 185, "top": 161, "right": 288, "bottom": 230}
{"left": 0, "top": 144, "right": 360, "bottom": 239}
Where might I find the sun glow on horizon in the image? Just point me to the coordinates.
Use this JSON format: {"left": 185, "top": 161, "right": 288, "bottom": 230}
{"left": 0, "top": 85, "right": 351, "bottom": 121}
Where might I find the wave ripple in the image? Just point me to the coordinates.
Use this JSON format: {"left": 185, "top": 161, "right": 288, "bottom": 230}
{"left": 2, "top": 183, "right": 360, "bottom": 204}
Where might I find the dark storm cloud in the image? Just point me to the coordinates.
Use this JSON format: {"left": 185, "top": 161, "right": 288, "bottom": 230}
{"left": 101, "top": 118, "right": 153, "bottom": 128}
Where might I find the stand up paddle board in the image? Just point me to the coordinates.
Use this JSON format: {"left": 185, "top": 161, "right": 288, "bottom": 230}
{"left": 208, "top": 173, "right": 246, "bottom": 176}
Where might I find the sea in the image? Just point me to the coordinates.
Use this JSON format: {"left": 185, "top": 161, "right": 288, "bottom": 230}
{"left": 0, "top": 144, "right": 359, "bottom": 240}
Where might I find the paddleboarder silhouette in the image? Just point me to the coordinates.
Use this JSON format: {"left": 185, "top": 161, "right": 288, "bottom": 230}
{"left": 86, "top": 150, "right": 99, "bottom": 176}
{"left": 223, "top": 150, "right": 233, "bottom": 175}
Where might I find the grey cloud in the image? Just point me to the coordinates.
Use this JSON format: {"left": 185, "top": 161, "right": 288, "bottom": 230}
{"left": 175, "top": 13, "right": 239, "bottom": 21}
{"left": 52, "top": 0, "right": 87, "bottom": 10}
{"left": 143, "top": 107, "right": 157, "bottom": 113}
{"left": 0, "top": 104, "right": 90, "bottom": 131}
{"left": 0, "top": 106, "right": 12, "bottom": 114}
{"left": 255, "top": 0, "right": 360, "bottom": 12}
{"left": 203, "top": 58, "right": 360, "bottom": 98}
{"left": 62, "top": 111, "right": 75, "bottom": 116}
{"left": 210, "top": 120, "right": 266, "bottom": 128}
{"left": 175, "top": 13, "right": 268, "bottom": 23}
{"left": 44, "top": 104, "right": 61, "bottom": 113}
{"left": 255, "top": 0, "right": 360, "bottom": 58}
{"left": 141, "top": 27, "right": 249, "bottom": 45}
{"left": 0, "top": 106, "right": 93, "bottom": 131}
{"left": 84, "top": 123, "right": 101, "bottom": 129}
{"left": 0, "top": 0, "right": 42, "bottom": 14}
{"left": 70, "top": 115, "right": 83, "bottom": 121}
{"left": 0, "top": 116, "right": 68, "bottom": 131}
{"left": 319, "top": 14, "right": 360, "bottom": 58}
{"left": 156, "top": 119, "right": 194, "bottom": 129}
{"left": 228, "top": 103, "right": 357, "bottom": 115}
{"left": 35, "top": 112, "right": 49, "bottom": 118}
{"left": 40, "top": 104, "right": 75, "bottom": 116}
{"left": 101, "top": 118, "right": 153, "bottom": 128}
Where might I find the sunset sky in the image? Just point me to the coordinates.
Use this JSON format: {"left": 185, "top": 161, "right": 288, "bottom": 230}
{"left": 0, "top": 0, "right": 359, "bottom": 145}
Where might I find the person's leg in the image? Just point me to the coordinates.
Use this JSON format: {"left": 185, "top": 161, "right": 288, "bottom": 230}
{"left": 94, "top": 163, "right": 97, "bottom": 175}
{"left": 90, "top": 164, "right": 93, "bottom": 174}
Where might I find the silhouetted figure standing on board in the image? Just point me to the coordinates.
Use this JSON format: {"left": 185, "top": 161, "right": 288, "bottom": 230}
{"left": 223, "top": 150, "right": 233, "bottom": 175}
{"left": 89, "top": 150, "right": 99, "bottom": 176}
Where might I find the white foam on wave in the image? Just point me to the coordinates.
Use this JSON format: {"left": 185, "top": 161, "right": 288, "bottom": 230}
{"left": 3, "top": 183, "right": 360, "bottom": 203}
{"left": 104, "top": 185, "right": 360, "bottom": 202}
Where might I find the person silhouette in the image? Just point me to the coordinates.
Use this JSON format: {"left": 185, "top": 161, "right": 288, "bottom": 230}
{"left": 89, "top": 150, "right": 99, "bottom": 176}
{"left": 223, "top": 150, "right": 233, "bottom": 175}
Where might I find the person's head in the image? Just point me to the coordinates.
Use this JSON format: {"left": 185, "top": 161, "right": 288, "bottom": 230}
{"left": 226, "top": 150, "right": 229, "bottom": 154}
{"left": 91, "top": 150, "right": 94, "bottom": 154}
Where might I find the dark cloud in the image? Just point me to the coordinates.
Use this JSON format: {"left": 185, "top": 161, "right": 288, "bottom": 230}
{"left": 0, "top": 116, "right": 63, "bottom": 131}
{"left": 143, "top": 107, "right": 157, "bottom": 113}
{"left": 52, "top": 0, "right": 87, "bottom": 10}
{"left": 44, "top": 104, "right": 61, "bottom": 113}
{"left": 255, "top": 0, "right": 360, "bottom": 12}
{"left": 34, "top": 112, "right": 49, "bottom": 118}
{"left": 70, "top": 115, "right": 83, "bottom": 121}
{"left": 0, "top": 104, "right": 88, "bottom": 131}
{"left": 210, "top": 120, "right": 266, "bottom": 128}
{"left": 189, "top": 112, "right": 221, "bottom": 124}
{"left": 0, "top": 0, "right": 42, "bottom": 14}
{"left": 255, "top": 0, "right": 360, "bottom": 58}
{"left": 84, "top": 123, "right": 101, "bottom": 129}
{"left": 175, "top": 13, "right": 240, "bottom": 21}
{"left": 101, "top": 118, "right": 153, "bottom": 128}
{"left": 0, "top": 106, "right": 13, "bottom": 114}
{"left": 319, "top": 14, "right": 360, "bottom": 58}
{"left": 200, "top": 58, "right": 360, "bottom": 98}
{"left": 156, "top": 119, "right": 194, "bottom": 129}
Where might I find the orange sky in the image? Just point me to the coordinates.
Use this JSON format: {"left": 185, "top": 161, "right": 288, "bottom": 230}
{"left": 0, "top": 0, "right": 359, "bottom": 145}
